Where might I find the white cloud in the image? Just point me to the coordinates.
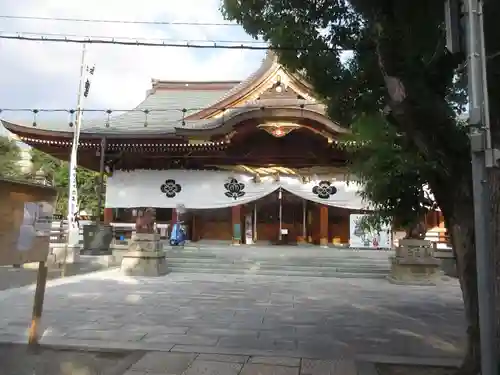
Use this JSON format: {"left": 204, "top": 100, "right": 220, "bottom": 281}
{"left": 0, "top": 0, "right": 265, "bottom": 122}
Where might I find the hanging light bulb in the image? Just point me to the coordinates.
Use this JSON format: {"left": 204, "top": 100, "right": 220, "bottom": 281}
{"left": 105, "top": 109, "right": 112, "bottom": 128}
{"left": 143, "top": 109, "right": 149, "bottom": 127}
{"left": 181, "top": 108, "right": 187, "bottom": 126}
{"left": 68, "top": 109, "right": 75, "bottom": 127}
{"left": 32, "top": 109, "right": 39, "bottom": 127}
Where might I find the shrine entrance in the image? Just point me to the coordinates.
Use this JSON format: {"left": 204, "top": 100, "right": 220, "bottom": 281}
{"left": 243, "top": 190, "right": 306, "bottom": 244}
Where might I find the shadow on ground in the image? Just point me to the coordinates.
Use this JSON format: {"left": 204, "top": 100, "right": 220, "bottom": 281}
{"left": 0, "top": 343, "right": 139, "bottom": 375}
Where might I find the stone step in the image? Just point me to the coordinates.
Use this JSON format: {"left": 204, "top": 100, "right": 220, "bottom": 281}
{"left": 167, "top": 267, "right": 387, "bottom": 279}
{"left": 167, "top": 262, "right": 388, "bottom": 272}
{"left": 166, "top": 260, "right": 389, "bottom": 272}
{"left": 166, "top": 257, "right": 390, "bottom": 267}
{"left": 164, "top": 251, "right": 391, "bottom": 260}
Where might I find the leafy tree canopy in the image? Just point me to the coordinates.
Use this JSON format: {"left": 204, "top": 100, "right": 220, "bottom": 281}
{"left": 30, "top": 148, "right": 102, "bottom": 217}
{"left": 0, "top": 136, "right": 22, "bottom": 178}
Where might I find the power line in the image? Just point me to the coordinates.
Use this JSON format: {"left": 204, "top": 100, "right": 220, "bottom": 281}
{"left": 0, "top": 31, "right": 265, "bottom": 46}
{"left": 0, "top": 32, "right": 335, "bottom": 51}
{"left": 0, "top": 14, "right": 239, "bottom": 27}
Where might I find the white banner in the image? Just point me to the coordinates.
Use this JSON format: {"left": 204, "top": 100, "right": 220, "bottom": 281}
{"left": 105, "top": 170, "right": 369, "bottom": 210}
{"left": 283, "top": 178, "right": 366, "bottom": 209}
{"left": 349, "top": 214, "right": 392, "bottom": 249}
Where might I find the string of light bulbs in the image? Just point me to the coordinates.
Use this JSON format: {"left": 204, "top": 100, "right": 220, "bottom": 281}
{"left": 0, "top": 101, "right": 324, "bottom": 128}
{"left": 0, "top": 31, "right": 339, "bottom": 51}
{"left": 0, "top": 14, "right": 240, "bottom": 27}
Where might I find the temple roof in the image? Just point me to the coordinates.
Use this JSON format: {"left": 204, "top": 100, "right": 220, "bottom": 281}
{"left": 2, "top": 52, "right": 342, "bottom": 139}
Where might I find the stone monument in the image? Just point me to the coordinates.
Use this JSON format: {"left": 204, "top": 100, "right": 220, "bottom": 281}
{"left": 387, "top": 221, "right": 441, "bottom": 285}
{"left": 120, "top": 208, "right": 168, "bottom": 276}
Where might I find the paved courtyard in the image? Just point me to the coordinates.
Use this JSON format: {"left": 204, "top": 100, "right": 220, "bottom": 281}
{"left": 0, "top": 269, "right": 465, "bottom": 360}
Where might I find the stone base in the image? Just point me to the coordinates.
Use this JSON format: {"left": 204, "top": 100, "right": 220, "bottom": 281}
{"left": 49, "top": 244, "right": 81, "bottom": 265}
{"left": 296, "top": 236, "right": 307, "bottom": 245}
{"left": 121, "top": 251, "right": 169, "bottom": 277}
{"left": 388, "top": 256, "right": 441, "bottom": 285}
{"left": 319, "top": 237, "right": 328, "bottom": 248}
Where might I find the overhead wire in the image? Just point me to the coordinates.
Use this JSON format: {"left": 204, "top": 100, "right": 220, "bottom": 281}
{"left": 0, "top": 32, "right": 336, "bottom": 51}
{"left": 0, "top": 14, "right": 240, "bottom": 27}
{"left": 0, "top": 31, "right": 266, "bottom": 46}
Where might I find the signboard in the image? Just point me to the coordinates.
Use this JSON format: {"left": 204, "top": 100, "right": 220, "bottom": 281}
{"left": 349, "top": 214, "right": 392, "bottom": 249}
{"left": 0, "top": 180, "right": 57, "bottom": 266}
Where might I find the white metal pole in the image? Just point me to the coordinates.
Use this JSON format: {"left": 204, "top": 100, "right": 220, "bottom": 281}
{"left": 253, "top": 203, "right": 257, "bottom": 242}
{"left": 278, "top": 188, "right": 282, "bottom": 241}
{"left": 302, "top": 199, "right": 307, "bottom": 239}
{"left": 62, "top": 44, "right": 87, "bottom": 275}
{"left": 464, "top": 1, "right": 497, "bottom": 374}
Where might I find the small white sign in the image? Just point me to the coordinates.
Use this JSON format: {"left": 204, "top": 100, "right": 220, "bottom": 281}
{"left": 281, "top": 228, "right": 288, "bottom": 235}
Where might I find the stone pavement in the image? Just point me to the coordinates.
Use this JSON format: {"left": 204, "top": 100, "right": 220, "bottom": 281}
{"left": 0, "top": 269, "right": 465, "bottom": 361}
{"left": 122, "top": 352, "right": 368, "bottom": 375}
{"left": 0, "top": 345, "right": 462, "bottom": 375}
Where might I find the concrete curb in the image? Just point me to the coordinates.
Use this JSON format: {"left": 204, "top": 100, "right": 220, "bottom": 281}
{"left": 0, "top": 335, "right": 461, "bottom": 368}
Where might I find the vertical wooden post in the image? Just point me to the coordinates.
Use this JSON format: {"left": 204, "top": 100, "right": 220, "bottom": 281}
{"left": 253, "top": 204, "right": 257, "bottom": 242}
{"left": 103, "top": 208, "right": 113, "bottom": 225}
{"left": 232, "top": 205, "right": 241, "bottom": 245}
{"left": 28, "top": 261, "right": 48, "bottom": 347}
{"left": 171, "top": 208, "right": 177, "bottom": 225}
{"left": 319, "top": 205, "right": 329, "bottom": 247}
{"left": 191, "top": 213, "right": 197, "bottom": 242}
{"left": 307, "top": 209, "right": 313, "bottom": 243}
{"left": 438, "top": 211, "right": 446, "bottom": 242}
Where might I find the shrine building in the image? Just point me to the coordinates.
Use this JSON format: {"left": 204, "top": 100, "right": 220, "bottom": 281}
{"left": 2, "top": 52, "right": 440, "bottom": 247}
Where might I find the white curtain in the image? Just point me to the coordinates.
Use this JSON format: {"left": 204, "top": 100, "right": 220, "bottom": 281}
{"left": 105, "top": 170, "right": 369, "bottom": 210}
{"left": 280, "top": 177, "right": 368, "bottom": 210}
{"left": 106, "top": 170, "right": 280, "bottom": 209}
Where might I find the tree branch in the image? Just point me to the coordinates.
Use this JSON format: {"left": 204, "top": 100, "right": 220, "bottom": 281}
{"left": 488, "top": 50, "right": 500, "bottom": 60}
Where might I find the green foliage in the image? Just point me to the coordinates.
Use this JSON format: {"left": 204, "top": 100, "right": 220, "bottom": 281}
{"left": 341, "top": 114, "right": 436, "bottom": 230}
{"left": 220, "top": 0, "right": 498, "bottom": 227}
{"left": 0, "top": 136, "right": 22, "bottom": 178}
{"left": 30, "top": 148, "right": 103, "bottom": 217}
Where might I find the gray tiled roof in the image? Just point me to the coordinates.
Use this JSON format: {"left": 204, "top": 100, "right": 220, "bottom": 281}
{"left": 84, "top": 87, "right": 230, "bottom": 134}
{"left": 0, "top": 85, "right": 232, "bottom": 135}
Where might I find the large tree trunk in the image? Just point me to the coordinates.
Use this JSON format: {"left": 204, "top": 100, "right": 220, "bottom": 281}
{"left": 445, "top": 199, "right": 480, "bottom": 375}
{"left": 488, "top": 167, "right": 500, "bottom": 360}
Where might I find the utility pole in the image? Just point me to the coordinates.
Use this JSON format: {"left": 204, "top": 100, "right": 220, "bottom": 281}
{"left": 62, "top": 44, "right": 87, "bottom": 277}
{"left": 463, "top": 0, "right": 498, "bottom": 374}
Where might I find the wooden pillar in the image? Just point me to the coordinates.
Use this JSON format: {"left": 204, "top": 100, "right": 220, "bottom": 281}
{"left": 438, "top": 211, "right": 446, "bottom": 242}
{"left": 172, "top": 208, "right": 177, "bottom": 225}
{"left": 232, "top": 205, "right": 242, "bottom": 245}
{"left": 103, "top": 208, "right": 113, "bottom": 225}
{"left": 307, "top": 209, "right": 313, "bottom": 243}
{"left": 319, "top": 205, "right": 329, "bottom": 247}
{"left": 192, "top": 213, "right": 197, "bottom": 242}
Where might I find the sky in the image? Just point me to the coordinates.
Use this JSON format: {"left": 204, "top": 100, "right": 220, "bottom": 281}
{"left": 0, "top": 0, "right": 266, "bottom": 130}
